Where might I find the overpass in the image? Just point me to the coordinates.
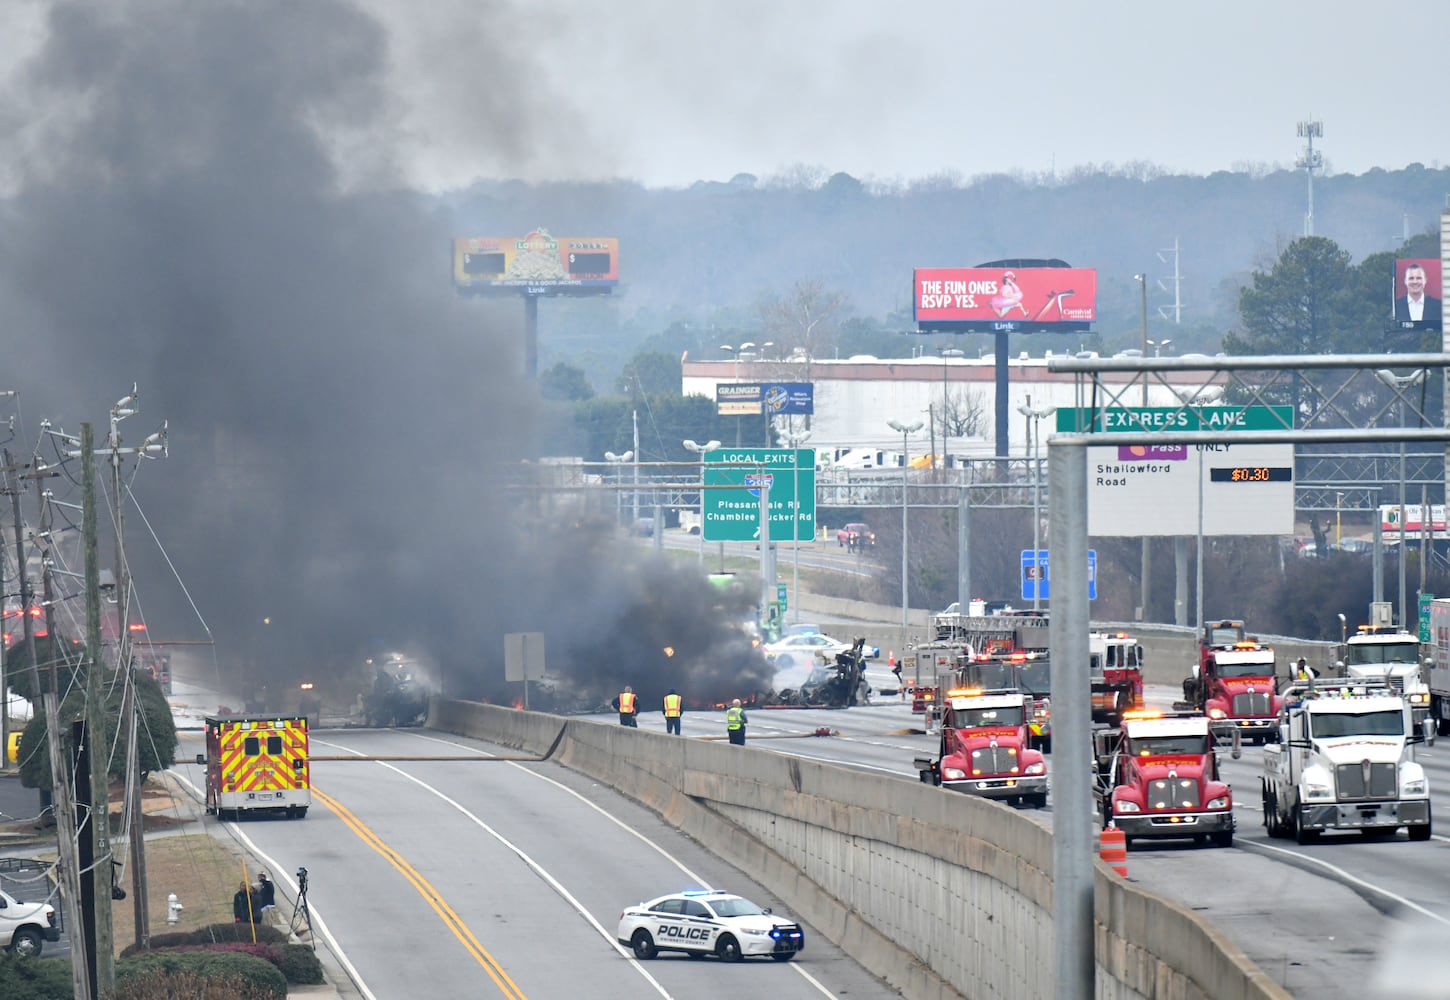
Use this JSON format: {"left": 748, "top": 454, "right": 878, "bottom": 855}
{"left": 429, "top": 698, "right": 1291, "bottom": 1000}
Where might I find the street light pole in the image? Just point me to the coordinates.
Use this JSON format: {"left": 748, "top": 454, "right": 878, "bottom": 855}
{"left": 1017, "top": 397, "right": 1054, "bottom": 611}
{"left": 777, "top": 421, "right": 811, "bottom": 623}
{"left": 682, "top": 439, "right": 721, "bottom": 566}
{"left": 938, "top": 347, "right": 964, "bottom": 470}
{"left": 1135, "top": 274, "right": 1151, "bottom": 622}
{"left": 604, "top": 450, "right": 633, "bottom": 526}
{"left": 1376, "top": 368, "right": 1426, "bottom": 628}
{"left": 888, "top": 420, "right": 924, "bottom": 641}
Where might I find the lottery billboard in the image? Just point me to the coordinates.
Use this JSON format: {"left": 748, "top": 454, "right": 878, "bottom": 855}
{"left": 453, "top": 229, "right": 619, "bottom": 292}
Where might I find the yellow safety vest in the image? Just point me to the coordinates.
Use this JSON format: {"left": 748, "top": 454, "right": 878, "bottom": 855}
{"left": 663, "top": 694, "right": 682, "bottom": 717}
{"left": 619, "top": 692, "right": 636, "bottom": 713}
{"left": 726, "top": 706, "right": 744, "bottom": 730}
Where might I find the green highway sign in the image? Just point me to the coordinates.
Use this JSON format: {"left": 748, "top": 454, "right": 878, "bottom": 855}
{"left": 1055, "top": 405, "right": 1294, "bottom": 433}
{"left": 702, "top": 448, "right": 815, "bottom": 542}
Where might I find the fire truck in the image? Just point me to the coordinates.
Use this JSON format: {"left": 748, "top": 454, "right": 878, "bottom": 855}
{"left": 913, "top": 690, "right": 1049, "bottom": 807}
{"left": 1093, "top": 711, "right": 1238, "bottom": 847}
{"left": 1180, "top": 639, "right": 1281, "bottom": 743}
{"left": 915, "top": 612, "right": 1052, "bottom": 749}
{"left": 195, "top": 715, "right": 311, "bottom": 820}
{"left": 1089, "top": 631, "right": 1145, "bottom": 726}
{"left": 1261, "top": 680, "right": 1431, "bottom": 843}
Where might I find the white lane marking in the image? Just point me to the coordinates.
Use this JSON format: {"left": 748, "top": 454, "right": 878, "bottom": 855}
{"left": 166, "top": 770, "right": 378, "bottom": 1000}
{"left": 317, "top": 733, "right": 835, "bottom": 998}
{"left": 315, "top": 740, "right": 675, "bottom": 998}
{"left": 507, "top": 762, "right": 837, "bottom": 998}
{"left": 1247, "top": 839, "right": 1450, "bottom": 926}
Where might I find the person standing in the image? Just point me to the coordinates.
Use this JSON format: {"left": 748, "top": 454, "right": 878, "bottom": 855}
{"left": 233, "top": 881, "right": 255, "bottom": 924}
{"left": 256, "top": 871, "right": 277, "bottom": 924}
{"left": 613, "top": 686, "right": 638, "bottom": 727}
{"left": 662, "top": 689, "right": 683, "bottom": 735}
{"left": 726, "top": 699, "right": 747, "bottom": 745}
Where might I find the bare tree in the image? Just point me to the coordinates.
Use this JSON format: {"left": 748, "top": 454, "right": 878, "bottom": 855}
{"left": 757, "top": 278, "right": 850, "bottom": 364}
{"left": 939, "top": 387, "right": 989, "bottom": 439}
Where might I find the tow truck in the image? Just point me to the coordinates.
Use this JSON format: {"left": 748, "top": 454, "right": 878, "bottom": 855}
{"left": 914, "top": 689, "right": 1049, "bottom": 807}
{"left": 1261, "top": 680, "right": 1431, "bottom": 843}
{"left": 1092, "top": 710, "right": 1237, "bottom": 847}
{"left": 1341, "top": 603, "right": 1429, "bottom": 728}
{"left": 1179, "top": 639, "right": 1281, "bottom": 744}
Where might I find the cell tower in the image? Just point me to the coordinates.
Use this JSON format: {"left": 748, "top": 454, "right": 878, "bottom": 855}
{"left": 1155, "top": 237, "right": 1183, "bottom": 324}
{"left": 1296, "top": 118, "right": 1323, "bottom": 237}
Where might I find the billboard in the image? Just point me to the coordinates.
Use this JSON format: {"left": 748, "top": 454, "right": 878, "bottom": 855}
{"left": 1381, "top": 504, "right": 1448, "bottom": 542}
{"left": 715, "top": 383, "right": 814, "bottom": 416}
{"left": 453, "top": 230, "right": 619, "bottom": 292}
{"left": 716, "top": 383, "right": 760, "bottom": 415}
{"left": 1392, "top": 258, "right": 1442, "bottom": 331}
{"left": 914, "top": 266, "right": 1097, "bottom": 332}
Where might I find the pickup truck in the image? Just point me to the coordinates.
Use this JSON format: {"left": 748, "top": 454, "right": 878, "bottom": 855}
{"left": 0, "top": 886, "right": 61, "bottom": 956}
{"left": 835, "top": 523, "right": 874, "bottom": 549}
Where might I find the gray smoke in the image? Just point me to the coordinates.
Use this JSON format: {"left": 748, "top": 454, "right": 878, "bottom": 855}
{"left": 0, "top": 0, "right": 770, "bottom": 712}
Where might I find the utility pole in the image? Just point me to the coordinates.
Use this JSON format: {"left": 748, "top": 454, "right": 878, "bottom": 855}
{"left": 20, "top": 452, "right": 91, "bottom": 1000}
{"left": 80, "top": 423, "right": 115, "bottom": 994}
{"left": 67, "top": 388, "right": 167, "bottom": 952}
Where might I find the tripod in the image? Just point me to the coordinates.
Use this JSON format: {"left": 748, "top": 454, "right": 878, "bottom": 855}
{"left": 289, "top": 867, "right": 314, "bottom": 947}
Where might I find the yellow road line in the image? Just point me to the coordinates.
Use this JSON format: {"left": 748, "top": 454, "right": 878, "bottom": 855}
{"left": 312, "top": 786, "right": 528, "bottom": 999}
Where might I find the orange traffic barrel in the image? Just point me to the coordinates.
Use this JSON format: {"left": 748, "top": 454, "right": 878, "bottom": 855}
{"left": 1099, "top": 826, "right": 1128, "bottom": 876}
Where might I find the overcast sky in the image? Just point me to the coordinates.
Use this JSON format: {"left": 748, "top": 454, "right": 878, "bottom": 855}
{"left": 3, "top": 1, "right": 1445, "bottom": 192}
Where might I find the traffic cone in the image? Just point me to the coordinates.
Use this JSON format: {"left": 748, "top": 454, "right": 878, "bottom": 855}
{"left": 1099, "top": 825, "right": 1128, "bottom": 877}
{"left": 888, "top": 651, "right": 895, "bottom": 667}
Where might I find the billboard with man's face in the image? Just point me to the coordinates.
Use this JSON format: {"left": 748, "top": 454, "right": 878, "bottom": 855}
{"left": 1392, "top": 258, "right": 1443, "bottom": 331}
{"left": 914, "top": 266, "right": 1097, "bottom": 332}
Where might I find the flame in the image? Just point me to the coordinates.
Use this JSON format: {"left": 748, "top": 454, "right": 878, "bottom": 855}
{"left": 662, "top": 646, "right": 675, "bottom": 658}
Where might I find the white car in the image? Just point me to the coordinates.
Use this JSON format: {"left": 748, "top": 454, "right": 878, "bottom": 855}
{"left": 763, "top": 633, "right": 881, "bottom": 665}
{"left": 616, "top": 889, "right": 805, "bottom": 962}
{"left": 762, "top": 633, "right": 852, "bottom": 665}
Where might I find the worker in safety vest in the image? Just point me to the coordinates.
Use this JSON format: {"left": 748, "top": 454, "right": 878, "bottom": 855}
{"left": 1295, "top": 657, "right": 1316, "bottom": 681}
{"left": 612, "top": 687, "right": 639, "bottom": 727}
{"left": 662, "top": 689, "right": 683, "bottom": 735}
{"left": 726, "top": 699, "right": 747, "bottom": 745}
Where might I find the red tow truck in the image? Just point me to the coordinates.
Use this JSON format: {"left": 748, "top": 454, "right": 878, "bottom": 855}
{"left": 914, "top": 689, "right": 1049, "bottom": 807}
{"left": 1093, "top": 711, "right": 1238, "bottom": 847}
{"left": 1181, "top": 637, "right": 1281, "bottom": 744}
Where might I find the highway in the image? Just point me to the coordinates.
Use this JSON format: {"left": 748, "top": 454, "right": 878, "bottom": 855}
{"left": 169, "top": 688, "right": 1450, "bottom": 1000}
{"left": 170, "top": 726, "right": 894, "bottom": 1000}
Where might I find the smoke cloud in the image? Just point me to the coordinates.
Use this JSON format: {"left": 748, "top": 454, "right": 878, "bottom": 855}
{"left": 0, "top": 0, "right": 770, "bottom": 714}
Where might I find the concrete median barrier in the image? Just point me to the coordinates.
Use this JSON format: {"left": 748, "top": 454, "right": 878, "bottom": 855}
{"left": 431, "top": 699, "right": 1288, "bottom": 1000}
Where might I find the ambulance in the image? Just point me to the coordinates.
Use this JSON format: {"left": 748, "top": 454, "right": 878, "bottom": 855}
{"left": 196, "top": 715, "right": 311, "bottom": 820}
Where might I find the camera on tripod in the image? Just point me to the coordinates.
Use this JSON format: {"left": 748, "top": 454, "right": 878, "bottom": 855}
{"left": 296, "top": 866, "right": 309, "bottom": 889}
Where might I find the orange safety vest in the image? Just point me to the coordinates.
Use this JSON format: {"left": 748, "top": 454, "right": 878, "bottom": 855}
{"left": 663, "top": 694, "right": 682, "bottom": 717}
{"left": 618, "top": 692, "right": 637, "bottom": 714}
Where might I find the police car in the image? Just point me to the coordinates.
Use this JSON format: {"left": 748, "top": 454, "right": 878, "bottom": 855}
{"left": 616, "top": 889, "right": 805, "bottom": 962}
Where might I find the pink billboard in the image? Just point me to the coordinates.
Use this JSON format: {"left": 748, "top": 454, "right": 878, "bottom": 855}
{"left": 914, "top": 266, "right": 1097, "bottom": 330}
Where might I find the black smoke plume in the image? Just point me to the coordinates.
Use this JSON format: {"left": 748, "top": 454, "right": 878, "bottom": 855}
{"left": 0, "top": 1, "right": 771, "bottom": 714}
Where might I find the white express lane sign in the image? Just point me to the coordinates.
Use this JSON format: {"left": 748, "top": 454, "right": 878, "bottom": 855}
{"left": 1054, "top": 406, "right": 1295, "bottom": 537}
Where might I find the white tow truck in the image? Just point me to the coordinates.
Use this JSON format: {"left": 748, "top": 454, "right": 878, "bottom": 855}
{"left": 1261, "top": 680, "right": 1432, "bottom": 844}
{"left": 1342, "top": 603, "right": 1429, "bottom": 728}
